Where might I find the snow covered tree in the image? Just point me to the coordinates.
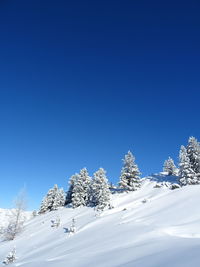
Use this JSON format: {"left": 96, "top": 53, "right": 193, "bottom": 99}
{"left": 69, "top": 218, "right": 76, "bottom": 233}
{"left": 39, "top": 185, "right": 57, "bottom": 213}
{"left": 3, "top": 248, "right": 16, "bottom": 265}
{"left": 179, "top": 145, "right": 198, "bottom": 186}
{"left": 52, "top": 187, "right": 66, "bottom": 210}
{"left": 163, "top": 157, "right": 177, "bottom": 175}
{"left": 90, "top": 168, "right": 111, "bottom": 211}
{"left": 66, "top": 173, "right": 79, "bottom": 205}
{"left": 178, "top": 137, "right": 200, "bottom": 186}
{"left": 39, "top": 196, "right": 49, "bottom": 214}
{"left": 186, "top": 136, "right": 200, "bottom": 175}
{"left": 39, "top": 184, "right": 66, "bottom": 213}
{"left": 4, "top": 190, "right": 26, "bottom": 241}
{"left": 51, "top": 216, "right": 61, "bottom": 228}
{"left": 32, "top": 210, "right": 37, "bottom": 217}
{"left": 119, "top": 151, "right": 141, "bottom": 191}
{"left": 71, "top": 168, "right": 91, "bottom": 208}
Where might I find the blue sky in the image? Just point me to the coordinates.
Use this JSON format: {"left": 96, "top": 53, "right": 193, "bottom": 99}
{"left": 0, "top": 1, "right": 200, "bottom": 210}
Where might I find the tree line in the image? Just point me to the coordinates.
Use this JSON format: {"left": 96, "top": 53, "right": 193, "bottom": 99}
{"left": 39, "top": 136, "right": 200, "bottom": 214}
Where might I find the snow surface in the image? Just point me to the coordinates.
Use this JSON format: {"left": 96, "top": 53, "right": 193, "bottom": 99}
{"left": 1, "top": 179, "right": 200, "bottom": 267}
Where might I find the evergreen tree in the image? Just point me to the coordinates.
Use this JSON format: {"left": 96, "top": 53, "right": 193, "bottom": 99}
{"left": 71, "top": 168, "right": 91, "bottom": 208}
{"left": 39, "top": 184, "right": 66, "bottom": 213}
{"left": 186, "top": 136, "right": 200, "bottom": 175}
{"left": 179, "top": 145, "right": 197, "bottom": 186}
{"left": 66, "top": 174, "right": 79, "bottom": 205}
{"left": 52, "top": 187, "right": 66, "bottom": 210}
{"left": 119, "top": 151, "right": 141, "bottom": 191}
{"left": 39, "top": 196, "right": 49, "bottom": 214}
{"left": 91, "top": 168, "right": 111, "bottom": 211}
{"left": 163, "top": 157, "right": 177, "bottom": 175}
{"left": 39, "top": 185, "right": 56, "bottom": 213}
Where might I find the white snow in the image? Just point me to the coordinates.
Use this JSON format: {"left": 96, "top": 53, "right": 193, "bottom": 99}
{"left": 1, "top": 179, "right": 200, "bottom": 266}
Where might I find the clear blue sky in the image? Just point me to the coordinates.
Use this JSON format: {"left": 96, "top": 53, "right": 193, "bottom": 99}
{"left": 0, "top": 1, "right": 200, "bottom": 210}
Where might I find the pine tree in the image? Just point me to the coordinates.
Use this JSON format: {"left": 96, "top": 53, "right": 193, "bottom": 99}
{"left": 66, "top": 174, "right": 79, "bottom": 205}
{"left": 91, "top": 168, "right": 111, "bottom": 211}
{"left": 39, "top": 196, "right": 49, "bottom": 214}
{"left": 71, "top": 168, "right": 91, "bottom": 208}
{"left": 179, "top": 146, "right": 197, "bottom": 186}
{"left": 163, "top": 157, "right": 177, "bottom": 175}
{"left": 39, "top": 186, "right": 55, "bottom": 213}
{"left": 119, "top": 151, "right": 141, "bottom": 191}
{"left": 39, "top": 184, "right": 66, "bottom": 213}
{"left": 186, "top": 136, "right": 200, "bottom": 175}
{"left": 39, "top": 185, "right": 56, "bottom": 213}
{"left": 52, "top": 187, "right": 66, "bottom": 210}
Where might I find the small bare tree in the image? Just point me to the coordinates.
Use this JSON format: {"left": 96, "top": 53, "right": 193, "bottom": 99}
{"left": 51, "top": 216, "right": 61, "bottom": 228}
{"left": 4, "top": 190, "right": 27, "bottom": 241}
{"left": 69, "top": 218, "right": 76, "bottom": 233}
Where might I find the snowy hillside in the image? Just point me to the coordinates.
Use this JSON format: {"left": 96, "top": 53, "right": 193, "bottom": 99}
{"left": 1, "top": 179, "right": 200, "bottom": 267}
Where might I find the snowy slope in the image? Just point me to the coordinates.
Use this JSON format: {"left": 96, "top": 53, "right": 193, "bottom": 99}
{"left": 1, "top": 180, "right": 200, "bottom": 267}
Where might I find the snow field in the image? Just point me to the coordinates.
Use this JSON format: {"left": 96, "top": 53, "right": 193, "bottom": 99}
{"left": 1, "top": 180, "right": 200, "bottom": 266}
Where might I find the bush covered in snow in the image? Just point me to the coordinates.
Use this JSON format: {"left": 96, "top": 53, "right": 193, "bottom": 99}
{"left": 2, "top": 248, "right": 16, "bottom": 265}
